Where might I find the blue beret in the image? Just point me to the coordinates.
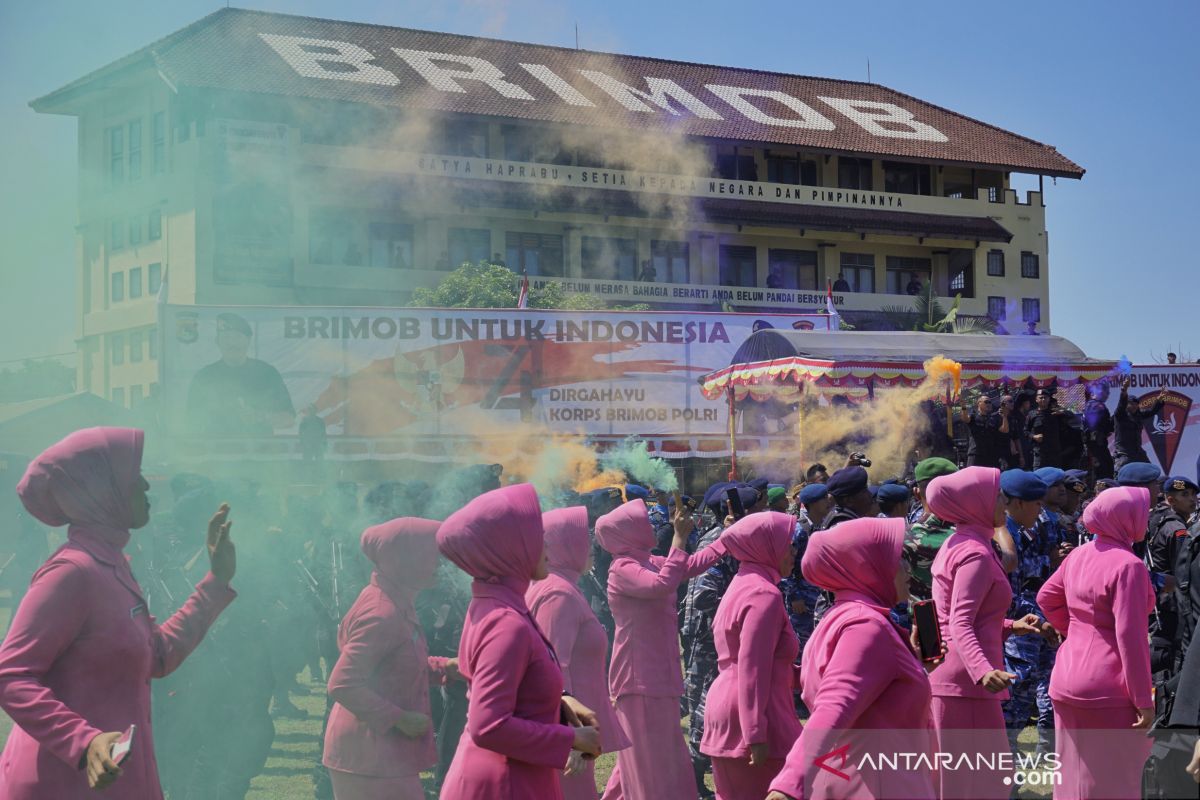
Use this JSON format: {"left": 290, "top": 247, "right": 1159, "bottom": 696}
{"left": 733, "top": 486, "right": 759, "bottom": 511}
{"left": 702, "top": 481, "right": 733, "bottom": 511}
{"left": 747, "top": 477, "right": 770, "bottom": 494}
{"left": 666, "top": 493, "right": 694, "bottom": 508}
{"left": 1165, "top": 475, "right": 1200, "bottom": 493}
{"left": 876, "top": 483, "right": 911, "bottom": 506}
{"left": 1064, "top": 469, "right": 1089, "bottom": 493}
{"left": 1000, "top": 469, "right": 1049, "bottom": 501}
{"left": 624, "top": 484, "right": 650, "bottom": 502}
{"left": 799, "top": 483, "right": 829, "bottom": 505}
{"left": 1033, "top": 467, "right": 1067, "bottom": 486}
{"left": 826, "top": 466, "right": 869, "bottom": 499}
{"left": 1117, "top": 462, "right": 1162, "bottom": 486}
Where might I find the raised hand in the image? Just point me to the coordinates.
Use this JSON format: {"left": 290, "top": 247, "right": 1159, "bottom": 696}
{"left": 207, "top": 504, "right": 236, "bottom": 584}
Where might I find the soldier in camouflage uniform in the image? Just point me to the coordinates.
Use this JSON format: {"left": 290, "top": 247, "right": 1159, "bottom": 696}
{"left": 899, "top": 459, "right": 962, "bottom": 632}
{"left": 681, "top": 484, "right": 753, "bottom": 798}
{"left": 779, "top": 484, "right": 831, "bottom": 652}
{"left": 1001, "top": 469, "right": 1063, "bottom": 753}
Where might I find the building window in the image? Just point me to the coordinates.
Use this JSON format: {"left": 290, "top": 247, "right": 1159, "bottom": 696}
{"left": 1020, "top": 252, "right": 1040, "bottom": 279}
{"left": 148, "top": 263, "right": 162, "bottom": 295}
{"left": 987, "top": 250, "right": 1005, "bottom": 277}
{"left": 368, "top": 222, "right": 414, "bottom": 269}
{"left": 948, "top": 262, "right": 975, "bottom": 297}
{"left": 129, "top": 331, "right": 144, "bottom": 363}
{"left": 716, "top": 149, "right": 758, "bottom": 181}
{"left": 129, "top": 217, "right": 142, "bottom": 248}
{"left": 448, "top": 228, "right": 491, "bottom": 268}
{"left": 838, "top": 253, "right": 875, "bottom": 292}
{"left": 131, "top": 385, "right": 144, "bottom": 407}
{"left": 838, "top": 157, "right": 872, "bottom": 191}
{"left": 988, "top": 297, "right": 1007, "bottom": 321}
{"left": 883, "top": 161, "right": 932, "bottom": 195}
{"left": 129, "top": 267, "right": 143, "bottom": 299}
{"left": 439, "top": 120, "right": 487, "bottom": 158}
{"left": 651, "top": 240, "right": 689, "bottom": 284}
{"left": 582, "top": 237, "right": 637, "bottom": 281}
{"left": 148, "top": 328, "right": 158, "bottom": 360}
{"left": 765, "top": 152, "right": 817, "bottom": 186}
{"left": 719, "top": 245, "right": 757, "bottom": 287}
{"left": 309, "top": 210, "right": 358, "bottom": 266}
{"left": 108, "top": 126, "right": 123, "bottom": 186}
{"left": 502, "top": 125, "right": 570, "bottom": 164}
{"left": 149, "top": 209, "right": 162, "bottom": 241}
{"left": 111, "top": 387, "right": 126, "bottom": 408}
{"left": 152, "top": 112, "right": 166, "bottom": 174}
{"left": 1022, "top": 298, "right": 1041, "bottom": 322}
{"left": 128, "top": 120, "right": 142, "bottom": 181}
{"left": 111, "top": 334, "right": 125, "bottom": 365}
{"left": 767, "top": 249, "right": 817, "bottom": 290}
{"left": 886, "top": 256, "right": 932, "bottom": 295}
{"left": 988, "top": 186, "right": 999, "bottom": 202}
{"left": 149, "top": 382, "right": 159, "bottom": 397}
{"left": 110, "top": 272, "right": 124, "bottom": 303}
{"left": 110, "top": 219, "right": 124, "bottom": 251}
{"left": 506, "top": 232, "right": 563, "bottom": 277}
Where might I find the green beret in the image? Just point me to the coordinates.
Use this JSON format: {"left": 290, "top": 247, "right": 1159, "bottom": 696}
{"left": 914, "top": 458, "right": 958, "bottom": 484}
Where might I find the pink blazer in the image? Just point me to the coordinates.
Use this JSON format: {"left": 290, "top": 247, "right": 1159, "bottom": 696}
{"left": 439, "top": 582, "right": 575, "bottom": 800}
{"left": 928, "top": 532, "right": 1015, "bottom": 700}
{"left": 527, "top": 569, "right": 630, "bottom": 753}
{"left": 1038, "top": 538, "right": 1154, "bottom": 709}
{"left": 770, "top": 600, "right": 936, "bottom": 800}
{"left": 699, "top": 562, "right": 801, "bottom": 759}
{"left": 322, "top": 574, "right": 451, "bottom": 777}
{"left": 0, "top": 534, "right": 234, "bottom": 800}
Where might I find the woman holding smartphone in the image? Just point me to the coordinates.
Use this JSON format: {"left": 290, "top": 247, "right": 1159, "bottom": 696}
{"left": 1037, "top": 487, "right": 1155, "bottom": 799}
{"left": 437, "top": 484, "right": 600, "bottom": 800}
{"left": 0, "top": 428, "right": 236, "bottom": 799}
{"left": 766, "top": 517, "right": 938, "bottom": 800}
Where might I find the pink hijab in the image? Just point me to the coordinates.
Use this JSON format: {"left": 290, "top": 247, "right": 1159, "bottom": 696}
{"left": 542, "top": 506, "right": 590, "bottom": 582}
{"left": 719, "top": 511, "right": 794, "bottom": 583}
{"left": 1080, "top": 487, "right": 1151, "bottom": 546}
{"left": 437, "top": 484, "right": 544, "bottom": 596}
{"left": 360, "top": 517, "right": 441, "bottom": 598}
{"left": 802, "top": 517, "right": 906, "bottom": 611}
{"left": 925, "top": 466, "right": 1000, "bottom": 542}
{"left": 595, "top": 500, "right": 655, "bottom": 560}
{"left": 16, "top": 427, "right": 144, "bottom": 551}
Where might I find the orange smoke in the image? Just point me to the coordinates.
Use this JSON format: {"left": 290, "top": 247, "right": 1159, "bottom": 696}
{"left": 924, "top": 355, "right": 963, "bottom": 399}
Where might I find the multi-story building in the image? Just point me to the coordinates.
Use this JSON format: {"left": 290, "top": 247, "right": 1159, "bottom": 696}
{"left": 32, "top": 8, "right": 1082, "bottom": 408}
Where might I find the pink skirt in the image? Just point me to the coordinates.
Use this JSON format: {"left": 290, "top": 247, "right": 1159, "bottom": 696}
{"left": 601, "top": 694, "right": 697, "bottom": 800}
{"left": 1052, "top": 700, "right": 1152, "bottom": 800}
{"left": 562, "top": 759, "right": 600, "bottom": 800}
{"left": 712, "top": 756, "right": 785, "bottom": 800}
{"left": 931, "top": 696, "right": 1012, "bottom": 800}
{"left": 329, "top": 769, "right": 423, "bottom": 800}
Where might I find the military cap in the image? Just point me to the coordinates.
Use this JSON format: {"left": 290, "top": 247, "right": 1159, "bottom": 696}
{"left": 914, "top": 457, "right": 958, "bottom": 484}
{"left": 747, "top": 477, "right": 770, "bottom": 495}
{"left": 216, "top": 312, "right": 253, "bottom": 337}
{"left": 666, "top": 493, "right": 696, "bottom": 509}
{"left": 1000, "top": 469, "right": 1049, "bottom": 501}
{"left": 1164, "top": 475, "right": 1199, "bottom": 494}
{"left": 1033, "top": 467, "right": 1067, "bottom": 486}
{"left": 799, "top": 483, "right": 829, "bottom": 505}
{"left": 826, "top": 466, "right": 869, "bottom": 499}
{"left": 624, "top": 484, "right": 650, "bottom": 502}
{"left": 1064, "top": 470, "right": 1088, "bottom": 494}
{"left": 876, "top": 483, "right": 912, "bottom": 506}
{"left": 766, "top": 486, "right": 788, "bottom": 506}
{"left": 1117, "top": 462, "right": 1163, "bottom": 486}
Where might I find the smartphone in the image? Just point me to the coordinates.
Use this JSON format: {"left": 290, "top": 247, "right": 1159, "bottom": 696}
{"left": 912, "top": 600, "right": 942, "bottom": 662}
{"left": 110, "top": 725, "right": 135, "bottom": 767}
{"left": 725, "top": 487, "right": 746, "bottom": 520}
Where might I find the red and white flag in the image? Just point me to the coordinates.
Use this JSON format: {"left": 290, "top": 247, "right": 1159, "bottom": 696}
{"left": 826, "top": 279, "right": 841, "bottom": 330}
{"left": 516, "top": 270, "right": 530, "bottom": 309}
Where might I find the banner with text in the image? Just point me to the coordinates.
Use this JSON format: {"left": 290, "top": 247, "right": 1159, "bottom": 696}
{"left": 162, "top": 306, "right": 826, "bottom": 446}
{"left": 1107, "top": 366, "right": 1200, "bottom": 483}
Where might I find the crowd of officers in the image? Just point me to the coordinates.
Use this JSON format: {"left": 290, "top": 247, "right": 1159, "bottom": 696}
{"left": 9, "top": 377, "right": 1196, "bottom": 799}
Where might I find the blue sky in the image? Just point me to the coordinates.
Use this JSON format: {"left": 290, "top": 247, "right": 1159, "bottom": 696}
{"left": 1, "top": 0, "right": 1195, "bottom": 365}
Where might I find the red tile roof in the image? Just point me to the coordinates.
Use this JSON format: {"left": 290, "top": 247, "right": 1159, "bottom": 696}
{"left": 33, "top": 8, "right": 1083, "bottom": 178}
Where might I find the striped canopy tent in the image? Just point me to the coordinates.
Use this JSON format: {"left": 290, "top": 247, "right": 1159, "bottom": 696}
{"left": 699, "top": 330, "right": 1116, "bottom": 403}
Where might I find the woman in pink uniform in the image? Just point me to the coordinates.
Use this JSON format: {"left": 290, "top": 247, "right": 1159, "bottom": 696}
{"left": 597, "top": 498, "right": 728, "bottom": 800}
{"left": 767, "top": 517, "right": 938, "bottom": 800}
{"left": 437, "top": 484, "right": 601, "bottom": 800}
{"left": 699, "top": 511, "right": 801, "bottom": 799}
{"left": 1037, "top": 487, "right": 1155, "bottom": 800}
{"left": 527, "top": 506, "right": 631, "bottom": 799}
{"left": 0, "top": 427, "right": 236, "bottom": 799}
{"left": 322, "top": 516, "right": 458, "bottom": 799}
{"left": 923, "top": 467, "right": 1042, "bottom": 800}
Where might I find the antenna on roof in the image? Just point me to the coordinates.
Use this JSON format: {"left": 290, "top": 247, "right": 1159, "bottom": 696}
{"left": 867, "top": 58, "right": 871, "bottom": 83}
{"left": 575, "top": 23, "right": 580, "bottom": 49}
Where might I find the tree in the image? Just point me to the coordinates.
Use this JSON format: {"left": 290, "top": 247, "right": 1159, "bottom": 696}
{"left": 880, "top": 284, "right": 995, "bottom": 334}
{"left": 0, "top": 358, "right": 76, "bottom": 404}
{"left": 409, "top": 261, "right": 649, "bottom": 311}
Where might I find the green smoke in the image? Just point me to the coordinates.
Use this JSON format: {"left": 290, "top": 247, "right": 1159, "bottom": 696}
{"left": 600, "top": 437, "right": 679, "bottom": 493}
